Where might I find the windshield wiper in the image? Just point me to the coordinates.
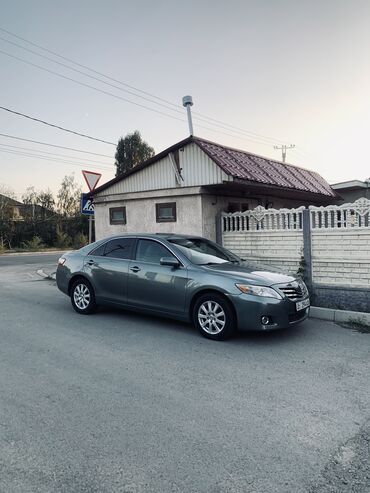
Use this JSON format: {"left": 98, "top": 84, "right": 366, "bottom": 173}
{"left": 198, "top": 262, "right": 221, "bottom": 266}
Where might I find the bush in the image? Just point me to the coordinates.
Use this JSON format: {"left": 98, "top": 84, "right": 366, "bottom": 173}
{"left": 73, "top": 232, "right": 88, "bottom": 249}
{"left": 0, "top": 239, "right": 6, "bottom": 253}
{"left": 21, "top": 235, "right": 45, "bottom": 251}
{"left": 54, "top": 228, "right": 72, "bottom": 249}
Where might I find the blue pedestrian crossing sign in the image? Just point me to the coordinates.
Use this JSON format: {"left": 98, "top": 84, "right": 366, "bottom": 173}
{"left": 81, "top": 193, "right": 94, "bottom": 215}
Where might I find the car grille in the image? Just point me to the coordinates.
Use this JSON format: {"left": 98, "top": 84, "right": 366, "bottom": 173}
{"left": 277, "top": 281, "right": 308, "bottom": 300}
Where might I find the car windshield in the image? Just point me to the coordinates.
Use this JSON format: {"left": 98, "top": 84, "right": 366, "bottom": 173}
{"left": 168, "top": 237, "right": 242, "bottom": 265}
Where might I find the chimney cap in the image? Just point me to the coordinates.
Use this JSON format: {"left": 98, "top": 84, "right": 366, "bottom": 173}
{"left": 182, "top": 95, "right": 193, "bottom": 107}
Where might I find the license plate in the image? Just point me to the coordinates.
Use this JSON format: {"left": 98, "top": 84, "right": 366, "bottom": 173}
{"left": 296, "top": 298, "right": 310, "bottom": 311}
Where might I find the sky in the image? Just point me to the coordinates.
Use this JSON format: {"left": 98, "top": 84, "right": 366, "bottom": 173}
{"left": 1, "top": 0, "right": 370, "bottom": 200}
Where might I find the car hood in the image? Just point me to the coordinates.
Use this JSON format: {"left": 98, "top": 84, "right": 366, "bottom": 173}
{"left": 201, "top": 260, "right": 296, "bottom": 286}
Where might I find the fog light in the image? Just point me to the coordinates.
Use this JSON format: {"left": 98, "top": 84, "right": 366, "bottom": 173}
{"left": 261, "top": 316, "right": 270, "bottom": 325}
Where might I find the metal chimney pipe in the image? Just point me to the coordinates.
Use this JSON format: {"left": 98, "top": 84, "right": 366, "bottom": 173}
{"left": 182, "top": 95, "right": 194, "bottom": 136}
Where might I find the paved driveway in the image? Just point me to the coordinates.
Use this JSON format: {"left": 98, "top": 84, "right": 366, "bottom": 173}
{"left": 0, "top": 254, "right": 369, "bottom": 492}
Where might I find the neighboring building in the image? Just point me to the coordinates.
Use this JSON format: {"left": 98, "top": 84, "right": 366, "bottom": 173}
{"left": 0, "top": 193, "right": 53, "bottom": 221}
{"left": 331, "top": 179, "right": 370, "bottom": 203}
{"left": 0, "top": 194, "right": 24, "bottom": 220}
{"left": 92, "top": 136, "right": 337, "bottom": 241}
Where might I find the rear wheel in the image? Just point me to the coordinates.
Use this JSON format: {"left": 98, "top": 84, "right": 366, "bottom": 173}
{"left": 193, "top": 293, "right": 236, "bottom": 340}
{"left": 71, "top": 278, "right": 96, "bottom": 315}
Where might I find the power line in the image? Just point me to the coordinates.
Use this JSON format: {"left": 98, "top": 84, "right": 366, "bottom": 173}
{"left": 0, "top": 48, "right": 279, "bottom": 149}
{"left": 0, "top": 35, "right": 290, "bottom": 146}
{"left": 0, "top": 148, "right": 114, "bottom": 171}
{"left": 0, "top": 142, "right": 114, "bottom": 167}
{"left": 0, "top": 49, "right": 187, "bottom": 125}
{"left": 0, "top": 26, "right": 291, "bottom": 146}
{"left": 0, "top": 104, "right": 116, "bottom": 145}
{"left": 0, "top": 133, "right": 114, "bottom": 158}
{"left": 0, "top": 36, "right": 184, "bottom": 117}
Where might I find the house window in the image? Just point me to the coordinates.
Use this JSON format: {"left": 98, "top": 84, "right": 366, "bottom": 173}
{"left": 156, "top": 202, "right": 176, "bottom": 222}
{"left": 109, "top": 206, "right": 126, "bottom": 225}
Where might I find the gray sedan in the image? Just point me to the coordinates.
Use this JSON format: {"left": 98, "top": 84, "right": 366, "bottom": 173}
{"left": 56, "top": 233, "right": 310, "bottom": 340}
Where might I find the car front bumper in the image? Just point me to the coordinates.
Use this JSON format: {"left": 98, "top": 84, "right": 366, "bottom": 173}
{"left": 230, "top": 293, "right": 310, "bottom": 331}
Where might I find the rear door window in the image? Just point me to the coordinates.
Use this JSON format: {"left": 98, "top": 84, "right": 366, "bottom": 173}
{"left": 104, "top": 238, "right": 135, "bottom": 260}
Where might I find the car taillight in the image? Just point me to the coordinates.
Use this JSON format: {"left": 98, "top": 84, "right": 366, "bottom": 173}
{"left": 58, "top": 257, "right": 66, "bottom": 266}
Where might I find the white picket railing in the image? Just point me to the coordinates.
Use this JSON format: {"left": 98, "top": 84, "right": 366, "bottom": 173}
{"left": 309, "top": 198, "right": 370, "bottom": 229}
{"left": 222, "top": 205, "right": 305, "bottom": 232}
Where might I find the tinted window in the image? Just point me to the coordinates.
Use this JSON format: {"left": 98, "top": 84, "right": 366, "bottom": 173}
{"left": 136, "top": 240, "right": 174, "bottom": 264}
{"left": 89, "top": 243, "right": 106, "bottom": 257}
{"left": 168, "top": 237, "right": 241, "bottom": 265}
{"left": 104, "top": 238, "right": 134, "bottom": 260}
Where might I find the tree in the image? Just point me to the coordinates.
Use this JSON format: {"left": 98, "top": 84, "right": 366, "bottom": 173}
{"left": 57, "top": 174, "right": 81, "bottom": 217}
{"left": 115, "top": 131, "right": 155, "bottom": 177}
{"left": 0, "top": 185, "right": 17, "bottom": 249}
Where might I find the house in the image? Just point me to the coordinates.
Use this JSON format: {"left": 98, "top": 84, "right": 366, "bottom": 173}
{"left": 0, "top": 194, "right": 24, "bottom": 220}
{"left": 0, "top": 193, "right": 54, "bottom": 221}
{"left": 331, "top": 179, "right": 370, "bottom": 203}
{"left": 91, "top": 136, "right": 337, "bottom": 241}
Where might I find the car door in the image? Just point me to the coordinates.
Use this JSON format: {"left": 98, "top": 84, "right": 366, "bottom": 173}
{"left": 84, "top": 237, "right": 136, "bottom": 305}
{"left": 127, "top": 238, "right": 188, "bottom": 315}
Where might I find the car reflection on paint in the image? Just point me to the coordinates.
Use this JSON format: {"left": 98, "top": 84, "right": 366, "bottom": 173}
{"left": 56, "top": 234, "right": 309, "bottom": 340}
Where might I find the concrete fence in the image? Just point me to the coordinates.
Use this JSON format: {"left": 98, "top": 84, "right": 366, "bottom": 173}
{"left": 221, "top": 198, "right": 370, "bottom": 313}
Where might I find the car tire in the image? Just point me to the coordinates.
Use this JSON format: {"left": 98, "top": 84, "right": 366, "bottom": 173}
{"left": 70, "top": 278, "right": 97, "bottom": 315}
{"left": 193, "top": 293, "right": 236, "bottom": 340}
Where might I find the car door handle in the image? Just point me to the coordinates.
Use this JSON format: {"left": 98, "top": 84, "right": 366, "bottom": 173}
{"left": 86, "top": 260, "right": 95, "bottom": 266}
{"left": 130, "top": 266, "right": 141, "bottom": 273}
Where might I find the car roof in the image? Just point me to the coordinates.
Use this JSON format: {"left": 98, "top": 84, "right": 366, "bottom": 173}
{"left": 99, "top": 233, "right": 203, "bottom": 242}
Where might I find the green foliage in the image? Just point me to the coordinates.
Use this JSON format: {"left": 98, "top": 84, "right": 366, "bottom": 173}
{"left": 21, "top": 235, "right": 45, "bottom": 251}
{"left": 115, "top": 130, "right": 155, "bottom": 176}
{"left": 0, "top": 178, "right": 89, "bottom": 250}
{"left": 73, "top": 232, "right": 88, "bottom": 249}
{"left": 57, "top": 174, "right": 81, "bottom": 217}
{"left": 54, "top": 227, "right": 72, "bottom": 249}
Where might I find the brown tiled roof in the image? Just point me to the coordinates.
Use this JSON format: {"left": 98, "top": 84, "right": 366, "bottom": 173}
{"left": 195, "top": 138, "right": 336, "bottom": 197}
{"left": 92, "top": 135, "right": 336, "bottom": 198}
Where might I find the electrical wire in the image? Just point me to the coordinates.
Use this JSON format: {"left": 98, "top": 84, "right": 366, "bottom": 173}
{"left": 0, "top": 27, "right": 291, "bottom": 146}
{"left": 0, "top": 104, "right": 116, "bottom": 145}
{"left": 0, "top": 148, "right": 114, "bottom": 171}
{"left": 0, "top": 50, "right": 187, "bottom": 125}
{"left": 0, "top": 35, "right": 290, "bottom": 146}
{"left": 0, "top": 133, "right": 114, "bottom": 158}
{"left": 0, "top": 142, "right": 114, "bottom": 167}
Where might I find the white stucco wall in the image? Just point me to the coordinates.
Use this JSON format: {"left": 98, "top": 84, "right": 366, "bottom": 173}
{"left": 94, "top": 192, "right": 203, "bottom": 240}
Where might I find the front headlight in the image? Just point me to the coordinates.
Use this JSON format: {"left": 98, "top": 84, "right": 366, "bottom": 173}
{"left": 235, "top": 284, "right": 282, "bottom": 299}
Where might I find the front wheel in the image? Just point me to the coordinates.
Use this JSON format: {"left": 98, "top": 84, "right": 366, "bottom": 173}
{"left": 193, "top": 293, "right": 236, "bottom": 340}
{"left": 71, "top": 278, "right": 96, "bottom": 315}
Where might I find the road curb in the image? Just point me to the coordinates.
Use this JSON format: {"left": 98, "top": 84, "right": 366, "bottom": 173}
{"left": 1, "top": 250, "right": 69, "bottom": 257}
{"left": 310, "top": 306, "right": 370, "bottom": 326}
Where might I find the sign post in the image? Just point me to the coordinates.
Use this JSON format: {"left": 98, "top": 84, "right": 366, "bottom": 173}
{"left": 81, "top": 170, "right": 102, "bottom": 243}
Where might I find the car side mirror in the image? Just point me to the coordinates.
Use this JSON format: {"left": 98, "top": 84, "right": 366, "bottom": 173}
{"left": 160, "top": 257, "right": 180, "bottom": 268}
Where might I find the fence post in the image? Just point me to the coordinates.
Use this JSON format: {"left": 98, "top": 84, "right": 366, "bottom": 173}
{"left": 302, "top": 208, "right": 313, "bottom": 290}
{"left": 215, "top": 213, "right": 223, "bottom": 245}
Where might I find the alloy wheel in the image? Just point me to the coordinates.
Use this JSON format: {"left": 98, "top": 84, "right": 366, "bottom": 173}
{"left": 198, "top": 301, "right": 226, "bottom": 335}
{"left": 73, "top": 283, "right": 91, "bottom": 310}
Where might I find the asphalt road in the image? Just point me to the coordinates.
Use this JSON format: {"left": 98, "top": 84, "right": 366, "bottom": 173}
{"left": 0, "top": 252, "right": 61, "bottom": 267}
{"left": 0, "top": 253, "right": 369, "bottom": 493}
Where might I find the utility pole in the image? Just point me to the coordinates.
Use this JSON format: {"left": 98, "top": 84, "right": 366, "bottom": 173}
{"left": 274, "top": 144, "right": 295, "bottom": 163}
